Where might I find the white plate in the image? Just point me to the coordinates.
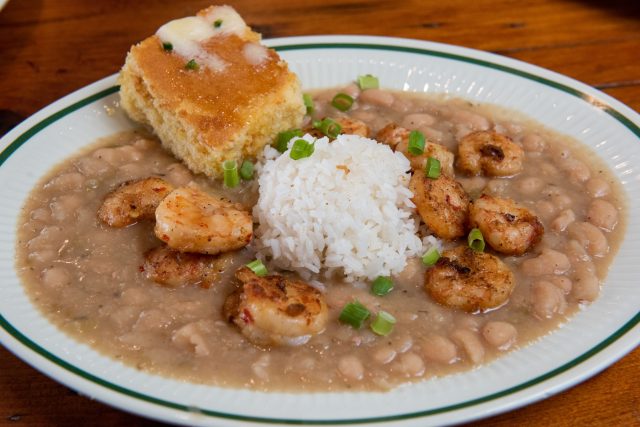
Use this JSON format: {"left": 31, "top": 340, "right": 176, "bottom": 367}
{"left": 1, "top": 35, "right": 639, "bottom": 427}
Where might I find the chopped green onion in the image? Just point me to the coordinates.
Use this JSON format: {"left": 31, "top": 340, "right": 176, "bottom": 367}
{"left": 162, "top": 42, "right": 173, "bottom": 52}
{"left": 246, "top": 259, "right": 268, "bottom": 277}
{"left": 222, "top": 160, "right": 239, "bottom": 188}
{"left": 371, "top": 276, "right": 394, "bottom": 296}
{"left": 421, "top": 247, "right": 441, "bottom": 266}
{"left": 185, "top": 59, "right": 199, "bottom": 71}
{"left": 290, "top": 139, "right": 315, "bottom": 160}
{"left": 275, "top": 128, "right": 303, "bottom": 153}
{"left": 370, "top": 311, "right": 396, "bottom": 336}
{"left": 331, "top": 93, "right": 354, "bottom": 112}
{"left": 303, "top": 93, "right": 314, "bottom": 114}
{"left": 357, "top": 74, "right": 379, "bottom": 90}
{"left": 339, "top": 301, "right": 371, "bottom": 329}
{"left": 425, "top": 157, "right": 441, "bottom": 179}
{"left": 408, "top": 130, "right": 425, "bottom": 155}
{"left": 213, "top": 19, "right": 223, "bottom": 28}
{"left": 312, "top": 118, "right": 342, "bottom": 139}
{"left": 239, "top": 160, "right": 254, "bottom": 180}
{"left": 468, "top": 228, "right": 485, "bottom": 252}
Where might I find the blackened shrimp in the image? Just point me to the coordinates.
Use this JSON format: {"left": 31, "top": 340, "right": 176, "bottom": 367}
{"left": 304, "top": 117, "right": 370, "bottom": 139}
{"left": 155, "top": 185, "right": 252, "bottom": 255}
{"left": 143, "top": 245, "right": 231, "bottom": 288}
{"left": 97, "top": 177, "right": 174, "bottom": 227}
{"left": 425, "top": 246, "right": 515, "bottom": 313}
{"left": 469, "top": 194, "right": 544, "bottom": 255}
{"left": 223, "top": 267, "right": 329, "bottom": 346}
{"left": 410, "top": 173, "right": 470, "bottom": 240}
{"left": 457, "top": 131, "right": 524, "bottom": 177}
{"left": 377, "top": 123, "right": 454, "bottom": 176}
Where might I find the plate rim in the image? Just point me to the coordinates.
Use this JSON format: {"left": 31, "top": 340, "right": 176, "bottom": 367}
{"left": 1, "top": 35, "right": 639, "bottom": 426}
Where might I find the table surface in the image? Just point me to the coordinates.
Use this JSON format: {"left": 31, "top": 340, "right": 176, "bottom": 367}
{"left": 1, "top": 0, "right": 638, "bottom": 425}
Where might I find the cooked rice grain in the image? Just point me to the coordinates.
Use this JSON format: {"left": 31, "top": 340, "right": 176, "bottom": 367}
{"left": 254, "top": 134, "right": 423, "bottom": 281}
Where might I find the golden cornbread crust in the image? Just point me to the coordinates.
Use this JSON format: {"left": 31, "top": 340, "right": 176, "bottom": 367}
{"left": 119, "top": 6, "right": 304, "bottom": 178}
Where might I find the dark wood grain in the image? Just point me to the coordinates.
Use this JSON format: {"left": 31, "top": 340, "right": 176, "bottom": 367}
{"left": 0, "top": 0, "right": 638, "bottom": 426}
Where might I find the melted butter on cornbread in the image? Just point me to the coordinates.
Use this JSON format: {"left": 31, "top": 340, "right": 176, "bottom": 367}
{"left": 118, "top": 5, "right": 304, "bottom": 179}
{"left": 156, "top": 5, "right": 264, "bottom": 72}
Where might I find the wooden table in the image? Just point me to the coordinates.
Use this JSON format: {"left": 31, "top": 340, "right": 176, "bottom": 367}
{"left": 1, "top": 0, "right": 638, "bottom": 425}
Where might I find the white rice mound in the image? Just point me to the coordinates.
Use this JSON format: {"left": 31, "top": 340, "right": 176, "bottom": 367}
{"left": 253, "top": 134, "right": 424, "bottom": 282}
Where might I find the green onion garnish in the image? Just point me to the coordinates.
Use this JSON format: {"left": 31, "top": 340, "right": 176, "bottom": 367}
{"left": 275, "top": 128, "right": 303, "bottom": 153}
{"left": 357, "top": 74, "right": 379, "bottom": 90}
{"left": 468, "top": 228, "right": 485, "bottom": 252}
{"left": 370, "top": 311, "right": 396, "bottom": 336}
{"left": 246, "top": 259, "right": 268, "bottom": 277}
{"left": 371, "top": 276, "right": 394, "bottom": 296}
{"left": 331, "top": 93, "right": 354, "bottom": 112}
{"left": 339, "top": 301, "right": 371, "bottom": 329}
{"left": 425, "top": 157, "right": 441, "bottom": 179}
{"left": 213, "top": 19, "right": 223, "bottom": 28}
{"left": 421, "top": 247, "right": 441, "bottom": 266}
{"left": 303, "top": 93, "right": 314, "bottom": 115}
{"left": 222, "top": 160, "right": 239, "bottom": 188}
{"left": 239, "top": 160, "right": 254, "bottom": 180}
{"left": 312, "top": 118, "right": 342, "bottom": 139}
{"left": 162, "top": 42, "right": 173, "bottom": 52}
{"left": 185, "top": 59, "right": 199, "bottom": 71}
{"left": 408, "top": 130, "right": 426, "bottom": 155}
{"left": 290, "top": 139, "right": 315, "bottom": 160}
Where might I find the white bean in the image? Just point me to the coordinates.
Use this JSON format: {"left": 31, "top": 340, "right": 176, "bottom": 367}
{"left": 401, "top": 113, "right": 436, "bottom": 129}
{"left": 373, "top": 346, "right": 397, "bottom": 364}
{"left": 44, "top": 172, "right": 85, "bottom": 191}
{"left": 359, "top": 89, "right": 395, "bottom": 107}
{"left": 587, "top": 199, "right": 618, "bottom": 231}
{"left": 397, "top": 352, "right": 425, "bottom": 377}
{"left": 451, "top": 329, "right": 485, "bottom": 364}
{"left": 516, "top": 177, "right": 545, "bottom": 195}
{"left": 535, "top": 200, "right": 557, "bottom": 221}
{"left": 521, "top": 248, "right": 571, "bottom": 276}
{"left": 75, "top": 157, "right": 111, "bottom": 177}
{"left": 41, "top": 266, "right": 71, "bottom": 290}
{"left": 571, "top": 270, "right": 600, "bottom": 302}
{"left": 338, "top": 355, "right": 364, "bottom": 381}
{"left": 531, "top": 280, "right": 567, "bottom": 319}
{"left": 421, "top": 334, "right": 457, "bottom": 364}
{"left": 449, "top": 109, "right": 490, "bottom": 131}
{"left": 549, "top": 275, "right": 572, "bottom": 293}
{"left": 522, "top": 133, "right": 546, "bottom": 152}
{"left": 567, "top": 222, "right": 609, "bottom": 257}
{"left": 482, "top": 321, "right": 517, "bottom": 350}
{"left": 586, "top": 178, "right": 610, "bottom": 198}
{"left": 551, "top": 209, "right": 576, "bottom": 232}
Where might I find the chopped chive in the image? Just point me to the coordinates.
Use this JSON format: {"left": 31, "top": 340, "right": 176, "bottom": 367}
{"left": 303, "top": 93, "right": 314, "bottom": 115}
{"left": 421, "top": 247, "right": 441, "bottom": 266}
{"left": 357, "top": 74, "right": 379, "bottom": 90}
{"left": 275, "top": 128, "right": 303, "bottom": 153}
{"left": 162, "top": 42, "right": 173, "bottom": 52}
{"left": 222, "top": 160, "right": 239, "bottom": 188}
{"left": 246, "top": 259, "right": 268, "bottom": 277}
{"left": 339, "top": 301, "right": 371, "bottom": 329}
{"left": 331, "top": 93, "right": 354, "bottom": 112}
{"left": 425, "top": 157, "right": 441, "bottom": 179}
{"left": 290, "top": 139, "right": 315, "bottom": 160}
{"left": 239, "top": 160, "right": 254, "bottom": 180}
{"left": 468, "top": 228, "right": 485, "bottom": 252}
{"left": 213, "top": 19, "right": 223, "bottom": 28}
{"left": 408, "top": 130, "right": 426, "bottom": 155}
{"left": 371, "top": 276, "right": 394, "bottom": 296}
{"left": 185, "top": 59, "right": 199, "bottom": 71}
{"left": 312, "top": 118, "right": 342, "bottom": 139}
{"left": 370, "top": 311, "right": 396, "bottom": 336}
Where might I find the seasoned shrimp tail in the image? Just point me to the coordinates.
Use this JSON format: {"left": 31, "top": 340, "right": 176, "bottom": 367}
{"left": 377, "top": 123, "right": 454, "bottom": 176}
{"left": 154, "top": 185, "right": 253, "bottom": 255}
{"left": 457, "top": 131, "right": 524, "bottom": 177}
{"left": 469, "top": 194, "right": 544, "bottom": 255}
{"left": 143, "top": 245, "right": 231, "bottom": 288}
{"left": 410, "top": 173, "right": 470, "bottom": 240}
{"left": 224, "top": 266, "right": 329, "bottom": 346}
{"left": 98, "top": 177, "right": 174, "bottom": 227}
{"left": 425, "top": 246, "right": 515, "bottom": 313}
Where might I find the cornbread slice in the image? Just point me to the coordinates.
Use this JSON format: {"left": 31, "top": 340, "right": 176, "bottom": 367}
{"left": 119, "top": 5, "right": 304, "bottom": 179}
